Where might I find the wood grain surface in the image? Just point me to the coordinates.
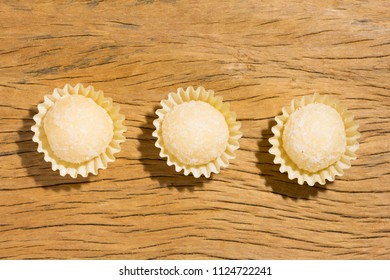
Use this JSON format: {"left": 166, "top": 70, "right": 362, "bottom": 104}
{"left": 1, "top": 0, "right": 390, "bottom": 260}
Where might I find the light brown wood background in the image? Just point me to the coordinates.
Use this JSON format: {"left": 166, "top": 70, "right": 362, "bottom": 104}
{"left": 0, "top": 0, "right": 389, "bottom": 260}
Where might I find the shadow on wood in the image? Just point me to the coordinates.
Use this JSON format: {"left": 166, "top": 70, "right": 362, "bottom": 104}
{"left": 256, "top": 119, "right": 326, "bottom": 200}
{"left": 16, "top": 107, "right": 89, "bottom": 191}
{"left": 137, "top": 107, "right": 208, "bottom": 191}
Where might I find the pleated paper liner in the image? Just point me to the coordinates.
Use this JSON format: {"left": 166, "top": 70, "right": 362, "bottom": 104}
{"left": 153, "top": 86, "right": 242, "bottom": 178}
{"left": 31, "top": 84, "right": 126, "bottom": 178}
{"left": 269, "top": 93, "right": 360, "bottom": 186}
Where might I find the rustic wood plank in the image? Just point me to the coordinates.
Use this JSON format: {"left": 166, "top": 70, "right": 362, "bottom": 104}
{"left": 0, "top": 0, "right": 389, "bottom": 259}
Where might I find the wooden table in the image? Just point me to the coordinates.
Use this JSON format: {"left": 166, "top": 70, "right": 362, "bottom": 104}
{"left": 1, "top": 0, "right": 389, "bottom": 260}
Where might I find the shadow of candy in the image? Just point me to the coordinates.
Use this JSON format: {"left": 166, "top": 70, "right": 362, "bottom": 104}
{"left": 137, "top": 106, "right": 208, "bottom": 191}
{"left": 256, "top": 119, "right": 326, "bottom": 200}
{"left": 16, "top": 107, "right": 89, "bottom": 192}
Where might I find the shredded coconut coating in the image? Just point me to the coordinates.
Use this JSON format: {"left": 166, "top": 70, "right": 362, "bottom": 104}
{"left": 162, "top": 101, "right": 229, "bottom": 166}
{"left": 44, "top": 95, "right": 113, "bottom": 163}
{"left": 282, "top": 103, "right": 346, "bottom": 173}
